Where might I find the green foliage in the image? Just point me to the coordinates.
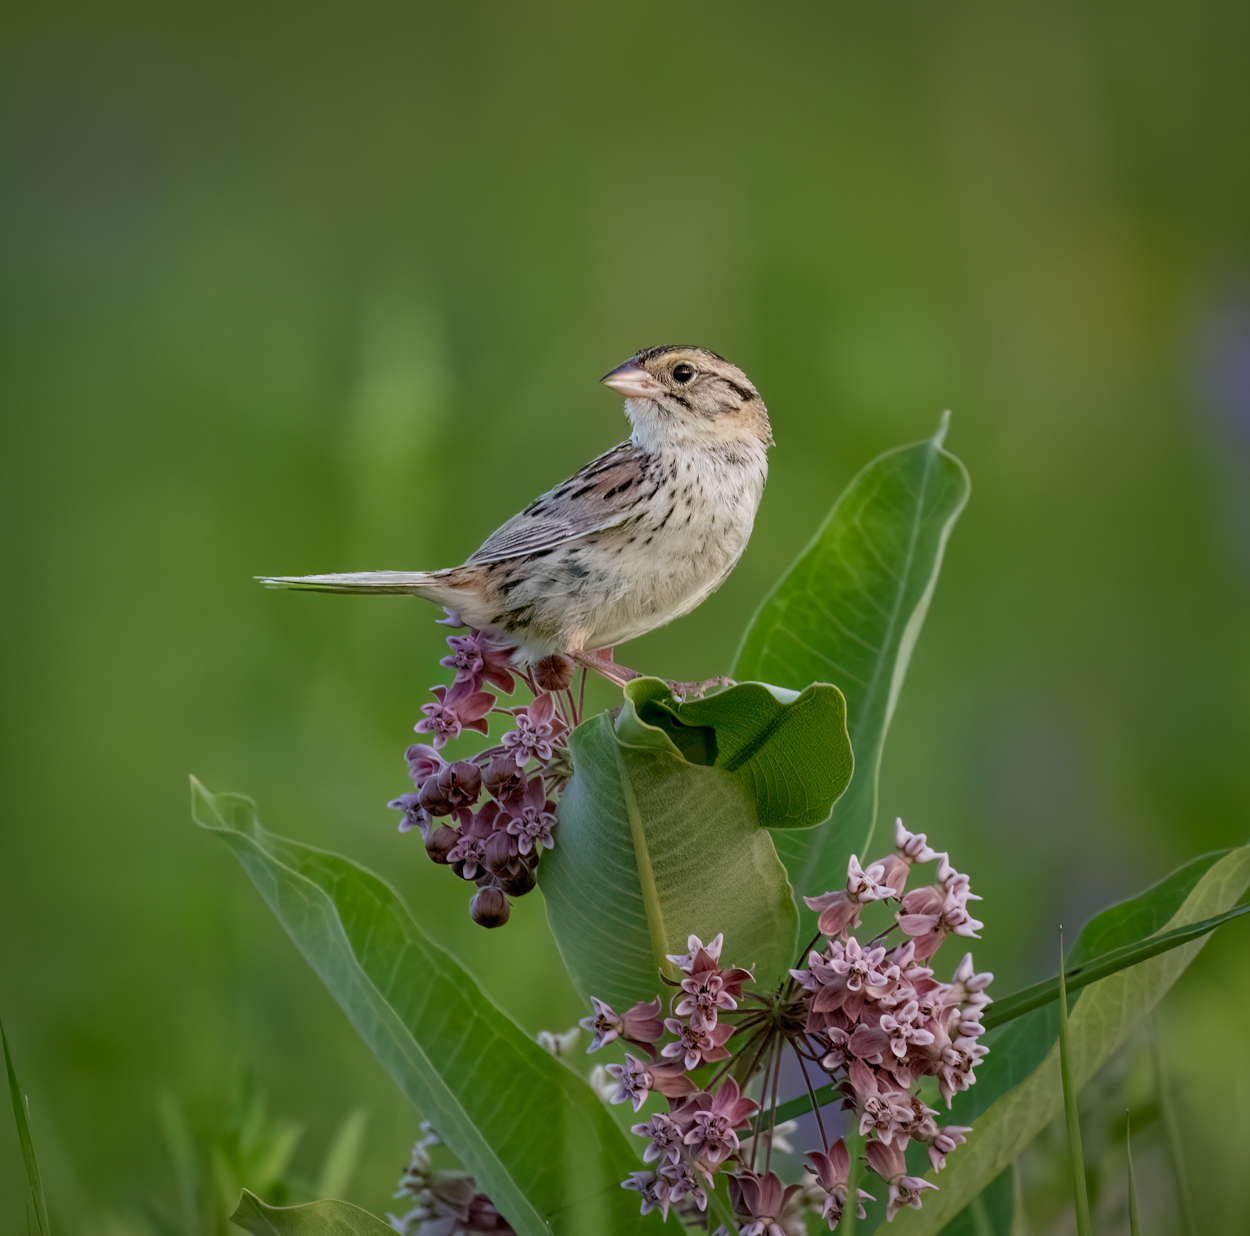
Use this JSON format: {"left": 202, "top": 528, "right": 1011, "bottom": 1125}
{"left": 624, "top": 679, "right": 853, "bottom": 829}
{"left": 540, "top": 679, "right": 851, "bottom": 1010}
{"left": 733, "top": 419, "right": 969, "bottom": 897}
{"left": 882, "top": 844, "right": 1250, "bottom": 1234}
{"left": 934, "top": 1167, "right": 1014, "bottom": 1236}
{"left": 230, "top": 1191, "right": 395, "bottom": 1236}
{"left": 191, "top": 778, "right": 658, "bottom": 1236}
{"left": 3, "top": 1018, "right": 52, "bottom": 1236}
{"left": 148, "top": 1083, "right": 364, "bottom": 1236}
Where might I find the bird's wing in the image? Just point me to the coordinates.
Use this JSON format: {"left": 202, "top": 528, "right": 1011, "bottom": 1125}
{"left": 466, "top": 441, "right": 650, "bottom": 565}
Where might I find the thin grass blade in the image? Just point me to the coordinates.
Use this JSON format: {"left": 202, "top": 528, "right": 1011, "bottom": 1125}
{"left": 1150, "top": 1022, "right": 1196, "bottom": 1236}
{"left": 1126, "top": 1112, "right": 1141, "bottom": 1236}
{"left": 1057, "top": 932, "right": 1092, "bottom": 1236}
{"left": 316, "top": 1108, "right": 368, "bottom": 1200}
{"left": 2, "top": 1018, "right": 52, "bottom": 1236}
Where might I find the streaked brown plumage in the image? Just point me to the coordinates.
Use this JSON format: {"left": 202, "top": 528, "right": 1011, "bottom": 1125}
{"left": 259, "top": 346, "right": 772, "bottom": 685}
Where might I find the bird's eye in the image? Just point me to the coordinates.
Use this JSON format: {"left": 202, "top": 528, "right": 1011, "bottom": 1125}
{"left": 672, "top": 363, "right": 695, "bottom": 384}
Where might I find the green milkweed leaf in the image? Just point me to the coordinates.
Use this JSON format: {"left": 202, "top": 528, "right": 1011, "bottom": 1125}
{"left": 539, "top": 680, "right": 851, "bottom": 1011}
{"left": 733, "top": 418, "right": 969, "bottom": 897}
{"left": 191, "top": 779, "right": 659, "bottom": 1236}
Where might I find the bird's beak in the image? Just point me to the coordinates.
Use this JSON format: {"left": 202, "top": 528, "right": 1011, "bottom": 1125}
{"left": 601, "top": 360, "right": 663, "bottom": 400}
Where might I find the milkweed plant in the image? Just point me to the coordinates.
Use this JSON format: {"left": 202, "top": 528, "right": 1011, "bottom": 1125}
{"left": 8, "top": 421, "right": 1248, "bottom": 1236}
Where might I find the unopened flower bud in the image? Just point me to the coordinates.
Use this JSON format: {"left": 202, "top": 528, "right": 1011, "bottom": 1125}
{"left": 502, "top": 861, "right": 538, "bottom": 897}
{"left": 425, "top": 825, "right": 459, "bottom": 865}
{"left": 483, "top": 754, "right": 525, "bottom": 802}
{"left": 470, "top": 884, "right": 510, "bottom": 928}
{"left": 484, "top": 829, "right": 519, "bottom": 876}
{"left": 418, "top": 760, "right": 482, "bottom": 816}
{"left": 534, "top": 654, "right": 576, "bottom": 693}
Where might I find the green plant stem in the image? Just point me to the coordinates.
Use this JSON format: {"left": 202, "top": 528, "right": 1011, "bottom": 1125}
{"left": 983, "top": 902, "right": 1250, "bottom": 1029}
{"left": 1126, "top": 1111, "right": 1141, "bottom": 1236}
{"left": 1057, "top": 930, "right": 1092, "bottom": 1236}
{"left": 842, "top": 1128, "right": 864, "bottom": 1236}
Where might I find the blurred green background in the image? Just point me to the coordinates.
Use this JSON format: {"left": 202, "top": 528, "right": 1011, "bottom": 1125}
{"left": 2, "top": 1, "right": 1249, "bottom": 1232}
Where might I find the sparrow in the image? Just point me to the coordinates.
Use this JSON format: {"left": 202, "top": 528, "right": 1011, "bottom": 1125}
{"left": 258, "top": 345, "right": 772, "bottom": 688}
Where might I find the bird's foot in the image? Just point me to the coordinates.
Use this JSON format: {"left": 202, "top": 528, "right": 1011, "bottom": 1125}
{"left": 665, "top": 676, "right": 736, "bottom": 701}
{"left": 571, "top": 649, "right": 643, "bottom": 689}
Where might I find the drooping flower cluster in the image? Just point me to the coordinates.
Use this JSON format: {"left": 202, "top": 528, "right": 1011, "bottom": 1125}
{"left": 388, "top": 612, "right": 584, "bottom": 928}
{"left": 790, "top": 819, "right": 991, "bottom": 1221}
{"left": 587, "top": 823, "right": 989, "bottom": 1230}
{"left": 388, "top": 1122, "right": 515, "bottom": 1235}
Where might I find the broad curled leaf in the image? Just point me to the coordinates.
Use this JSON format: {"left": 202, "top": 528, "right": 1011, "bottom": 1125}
{"left": 540, "top": 679, "right": 851, "bottom": 1011}
{"left": 192, "top": 779, "right": 659, "bottom": 1236}
{"left": 733, "top": 420, "right": 969, "bottom": 896}
{"left": 231, "top": 1191, "right": 395, "bottom": 1236}
{"left": 883, "top": 844, "right": 1250, "bottom": 1235}
{"left": 625, "top": 679, "right": 852, "bottom": 829}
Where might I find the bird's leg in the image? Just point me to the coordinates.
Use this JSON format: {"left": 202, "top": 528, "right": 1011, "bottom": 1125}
{"left": 665, "top": 676, "right": 737, "bottom": 701}
{"left": 571, "top": 648, "right": 644, "bottom": 689}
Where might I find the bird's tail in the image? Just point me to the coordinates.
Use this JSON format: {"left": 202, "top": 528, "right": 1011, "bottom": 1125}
{"left": 256, "top": 570, "right": 446, "bottom": 596}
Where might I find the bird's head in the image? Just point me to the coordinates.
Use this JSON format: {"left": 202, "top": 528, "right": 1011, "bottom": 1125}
{"left": 601, "top": 346, "right": 773, "bottom": 452}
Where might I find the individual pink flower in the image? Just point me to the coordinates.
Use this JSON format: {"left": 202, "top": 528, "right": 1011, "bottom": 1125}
{"left": 895, "top": 817, "right": 938, "bottom": 865}
{"left": 621, "top": 1171, "right": 672, "bottom": 1221}
{"left": 850, "top": 1060, "right": 915, "bottom": 1148}
{"left": 659, "top": 1160, "right": 707, "bottom": 1212}
{"left": 501, "top": 693, "right": 566, "bottom": 764}
{"left": 667, "top": 933, "right": 723, "bottom": 970}
{"left": 897, "top": 884, "right": 984, "bottom": 960}
{"left": 661, "top": 1016, "right": 735, "bottom": 1071}
{"left": 387, "top": 792, "right": 432, "bottom": 839}
{"left": 878, "top": 1000, "right": 936, "bottom": 1060}
{"left": 938, "top": 1040, "right": 989, "bottom": 1106}
{"left": 501, "top": 775, "right": 558, "bottom": 855}
{"left": 446, "top": 811, "right": 492, "bottom": 881}
{"left": 804, "top": 855, "right": 895, "bottom": 937}
{"left": 864, "top": 1138, "right": 938, "bottom": 1221}
{"left": 680, "top": 1078, "right": 759, "bottom": 1168}
{"left": 579, "top": 996, "right": 664, "bottom": 1053}
{"left": 805, "top": 1139, "right": 875, "bottom": 1227}
{"left": 946, "top": 953, "right": 994, "bottom": 1011}
{"left": 441, "top": 629, "right": 517, "bottom": 693}
{"left": 927, "top": 1124, "right": 972, "bottom": 1172}
{"left": 726, "top": 1171, "right": 802, "bottom": 1236}
{"left": 404, "top": 743, "right": 445, "bottom": 785}
{"left": 605, "top": 1053, "right": 697, "bottom": 1111}
{"left": 630, "top": 1112, "right": 686, "bottom": 1166}
{"left": 416, "top": 681, "right": 496, "bottom": 749}
{"left": 669, "top": 936, "right": 754, "bottom": 1015}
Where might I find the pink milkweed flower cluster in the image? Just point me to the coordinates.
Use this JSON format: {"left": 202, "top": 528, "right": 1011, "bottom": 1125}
{"left": 593, "top": 827, "right": 989, "bottom": 1230}
{"left": 586, "top": 935, "right": 762, "bottom": 1222}
{"left": 790, "top": 819, "right": 990, "bottom": 1221}
{"left": 387, "top": 613, "right": 582, "bottom": 928}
